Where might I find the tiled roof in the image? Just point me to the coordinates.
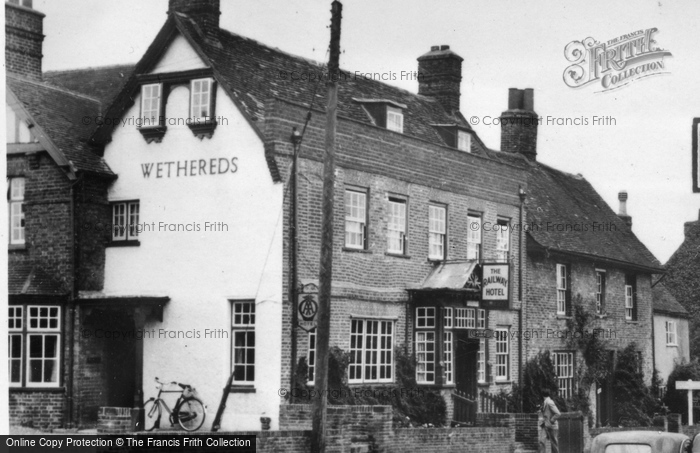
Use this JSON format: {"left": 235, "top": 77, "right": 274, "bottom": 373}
{"left": 44, "top": 64, "right": 135, "bottom": 107}
{"left": 526, "top": 163, "right": 662, "bottom": 272}
{"left": 8, "top": 74, "right": 114, "bottom": 175}
{"left": 9, "top": 262, "right": 68, "bottom": 296}
{"left": 652, "top": 284, "right": 688, "bottom": 317}
{"left": 95, "top": 14, "right": 505, "bottom": 160}
{"left": 175, "top": 15, "right": 471, "bottom": 144}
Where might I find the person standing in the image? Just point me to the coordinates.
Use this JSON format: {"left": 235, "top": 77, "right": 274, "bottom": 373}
{"left": 539, "top": 389, "right": 561, "bottom": 453}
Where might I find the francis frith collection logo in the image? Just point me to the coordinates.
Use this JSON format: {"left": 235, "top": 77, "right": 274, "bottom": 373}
{"left": 563, "top": 27, "right": 672, "bottom": 92}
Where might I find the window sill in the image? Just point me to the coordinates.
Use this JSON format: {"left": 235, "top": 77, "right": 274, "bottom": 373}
{"left": 385, "top": 252, "right": 410, "bottom": 259}
{"left": 477, "top": 382, "right": 490, "bottom": 387}
{"left": 138, "top": 125, "right": 167, "bottom": 144}
{"left": 556, "top": 315, "right": 572, "bottom": 320}
{"left": 8, "top": 243, "right": 27, "bottom": 251}
{"left": 494, "top": 380, "right": 512, "bottom": 385}
{"left": 343, "top": 247, "right": 372, "bottom": 254}
{"left": 10, "top": 386, "right": 66, "bottom": 393}
{"left": 666, "top": 344, "right": 678, "bottom": 348}
{"left": 427, "top": 258, "right": 446, "bottom": 263}
{"left": 188, "top": 120, "right": 217, "bottom": 139}
{"left": 107, "top": 240, "right": 141, "bottom": 248}
{"left": 595, "top": 313, "right": 608, "bottom": 319}
{"left": 229, "top": 386, "right": 256, "bottom": 393}
{"left": 625, "top": 320, "right": 639, "bottom": 324}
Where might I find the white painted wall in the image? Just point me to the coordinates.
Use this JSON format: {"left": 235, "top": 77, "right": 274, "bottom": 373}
{"left": 102, "top": 33, "right": 283, "bottom": 431}
{"left": 654, "top": 314, "right": 690, "bottom": 385}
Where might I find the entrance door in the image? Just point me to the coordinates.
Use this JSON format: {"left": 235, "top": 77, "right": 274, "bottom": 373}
{"left": 455, "top": 333, "right": 479, "bottom": 397}
{"left": 597, "top": 351, "right": 614, "bottom": 426}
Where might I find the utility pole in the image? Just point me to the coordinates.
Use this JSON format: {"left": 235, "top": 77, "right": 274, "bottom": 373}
{"left": 312, "top": 2, "right": 342, "bottom": 452}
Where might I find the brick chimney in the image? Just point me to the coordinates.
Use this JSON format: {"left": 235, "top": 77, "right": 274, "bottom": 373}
{"left": 500, "top": 88, "right": 539, "bottom": 160}
{"left": 5, "top": 0, "right": 44, "bottom": 80}
{"left": 618, "top": 191, "right": 632, "bottom": 228}
{"left": 417, "top": 45, "right": 463, "bottom": 114}
{"left": 169, "top": 0, "right": 220, "bottom": 33}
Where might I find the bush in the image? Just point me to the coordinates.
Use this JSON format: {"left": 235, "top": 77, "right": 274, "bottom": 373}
{"left": 292, "top": 345, "right": 446, "bottom": 427}
{"left": 612, "top": 343, "right": 655, "bottom": 426}
{"left": 664, "top": 359, "right": 700, "bottom": 423}
{"left": 514, "top": 351, "right": 564, "bottom": 413}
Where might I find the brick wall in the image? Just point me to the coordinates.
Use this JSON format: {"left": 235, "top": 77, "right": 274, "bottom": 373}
{"left": 97, "top": 407, "right": 133, "bottom": 434}
{"left": 267, "top": 98, "right": 528, "bottom": 402}
{"left": 5, "top": 1, "right": 44, "bottom": 79}
{"left": 9, "top": 390, "right": 65, "bottom": 430}
{"left": 524, "top": 250, "right": 655, "bottom": 426}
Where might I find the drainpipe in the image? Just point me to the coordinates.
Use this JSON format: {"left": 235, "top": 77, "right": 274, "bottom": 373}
{"left": 518, "top": 186, "right": 527, "bottom": 412}
{"left": 65, "top": 173, "right": 83, "bottom": 428}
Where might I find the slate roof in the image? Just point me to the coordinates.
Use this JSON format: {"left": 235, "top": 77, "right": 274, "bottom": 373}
{"left": 45, "top": 64, "right": 135, "bottom": 107}
{"left": 652, "top": 284, "right": 689, "bottom": 317}
{"left": 7, "top": 74, "right": 114, "bottom": 175}
{"left": 93, "top": 13, "right": 504, "bottom": 159}
{"left": 526, "top": 162, "right": 663, "bottom": 272}
{"left": 9, "top": 262, "right": 68, "bottom": 296}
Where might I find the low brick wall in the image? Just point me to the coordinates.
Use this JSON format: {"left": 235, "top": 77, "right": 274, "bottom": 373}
{"left": 97, "top": 407, "right": 133, "bottom": 434}
{"left": 9, "top": 390, "right": 65, "bottom": 431}
{"left": 390, "top": 426, "right": 514, "bottom": 453}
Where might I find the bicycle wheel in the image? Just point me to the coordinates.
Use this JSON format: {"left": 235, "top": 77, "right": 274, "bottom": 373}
{"left": 177, "top": 397, "right": 206, "bottom": 431}
{"left": 142, "top": 399, "right": 161, "bottom": 431}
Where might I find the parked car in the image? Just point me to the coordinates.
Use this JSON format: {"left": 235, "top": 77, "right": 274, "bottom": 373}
{"left": 591, "top": 431, "right": 692, "bottom": 453}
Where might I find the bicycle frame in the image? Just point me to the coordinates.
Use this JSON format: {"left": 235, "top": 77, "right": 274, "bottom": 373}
{"left": 146, "top": 380, "right": 190, "bottom": 427}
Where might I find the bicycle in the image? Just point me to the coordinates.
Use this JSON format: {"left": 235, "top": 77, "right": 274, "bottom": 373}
{"left": 140, "top": 377, "right": 206, "bottom": 431}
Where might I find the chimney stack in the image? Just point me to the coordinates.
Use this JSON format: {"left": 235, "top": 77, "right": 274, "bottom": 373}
{"left": 5, "top": 0, "right": 44, "bottom": 80}
{"left": 618, "top": 191, "right": 632, "bottom": 228}
{"left": 417, "top": 45, "right": 464, "bottom": 114}
{"left": 500, "top": 88, "right": 539, "bottom": 159}
{"left": 169, "top": 0, "right": 220, "bottom": 34}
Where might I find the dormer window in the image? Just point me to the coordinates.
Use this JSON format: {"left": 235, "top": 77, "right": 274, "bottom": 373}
{"left": 140, "top": 83, "right": 163, "bottom": 127}
{"left": 386, "top": 106, "right": 404, "bottom": 133}
{"left": 190, "top": 78, "right": 214, "bottom": 120}
{"left": 6, "top": 105, "right": 36, "bottom": 144}
{"left": 458, "top": 131, "right": 471, "bottom": 152}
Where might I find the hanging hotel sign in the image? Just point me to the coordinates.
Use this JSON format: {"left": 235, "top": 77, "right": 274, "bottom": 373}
{"left": 297, "top": 283, "right": 319, "bottom": 332}
{"left": 482, "top": 263, "right": 509, "bottom": 302}
{"left": 693, "top": 119, "right": 699, "bottom": 193}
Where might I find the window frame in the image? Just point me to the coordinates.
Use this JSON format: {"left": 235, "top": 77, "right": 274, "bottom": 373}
{"left": 665, "top": 320, "right": 677, "bottom": 346}
{"left": 457, "top": 130, "right": 472, "bottom": 152}
{"left": 477, "top": 338, "right": 486, "bottom": 383}
{"left": 9, "top": 304, "right": 62, "bottom": 388}
{"left": 494, "top": 328, "right": 510, "bottom": 381}
{"left": 416, "top": 307, "right": 436, "bottom": 329}
{"left": 344, "top": 188, "right": 368, "bottom": 250}
{"left": 428, "top": 204, "right": 447, "bottom": 260}
{"left": 467, "top": 214, "right": 482, "bottom": 260}
{"left": 349, "top": 319, "right": 394, "bottom": 384}
{"left": 140, "top": 83, "right": 163, "bottom": 127}
{"left": 495, "top": 218, "right": 510, "bottom": 263}
{"left": 387, "top": 196, "right": 408, "bottom": 255}
{"left": 111, "top": 200, "right": 140, "bottom": 243}
{"left": 595, "top": 270, "right": 606, "bottom": 315}
{"left": 556, "top": 264, "right": 571, "bottom": 316}
{"left": 190, "top": 78, "right": 215, "bottom": 121}
{"left": 415, "top": 330, "right": 436, "bottom": 384}
{"left": 386, "top": 106, "right": 404, "bottom": 133}
{"left": 625, "top": 274, "right": 637, "bottom": 321}
{"left": 553, "top": 351, "right": 574, "bottom": 399}
{"left": 443, "top": 331, "right": 453, "bottom": 385}
{"left": 231, "top": 300, "right": 256, "bottom": 385}
{"left": 8, "top": 177, "right": 26, "bottom": 245}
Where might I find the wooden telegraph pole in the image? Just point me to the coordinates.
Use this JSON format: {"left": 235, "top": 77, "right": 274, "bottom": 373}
{"left": 312, "top": 2, "right": 342, "bottom": 452}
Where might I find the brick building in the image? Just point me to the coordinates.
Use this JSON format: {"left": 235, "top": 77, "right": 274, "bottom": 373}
{"left": 6, "top": 0, "right": 131, "bottom": 429}
{"left": 498, "top": 90, "right": 664, "bottom": 426}
{"left": 651, "top": 284, "right": 690, "bottom": 394}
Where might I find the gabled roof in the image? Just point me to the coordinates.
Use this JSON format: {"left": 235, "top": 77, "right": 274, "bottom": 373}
{"left": 652, "top": 284, "right": 689, "bottom": 317}
{"left": 526, "top": 162, "right": 662, "bottom": 272}
{"left": 9, "top": 262, "right": 68, "bottom": 296}
{"left": 45, "top": 64, "right": 135, "bottom": 107}
{"left": 7, "top": 74, "right": 114, "bottom": 176}
{"left": 92, "top": 13, "right": 488, "bottom": 156}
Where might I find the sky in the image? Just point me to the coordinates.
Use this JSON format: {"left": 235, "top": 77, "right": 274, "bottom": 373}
{"left": 33, "top": 0, "right": 700, "bottom": 264}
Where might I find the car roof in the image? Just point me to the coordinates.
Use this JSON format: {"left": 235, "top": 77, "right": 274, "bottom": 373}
{"left": 592, "top": 431, "right": 690, "bottom": 450}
